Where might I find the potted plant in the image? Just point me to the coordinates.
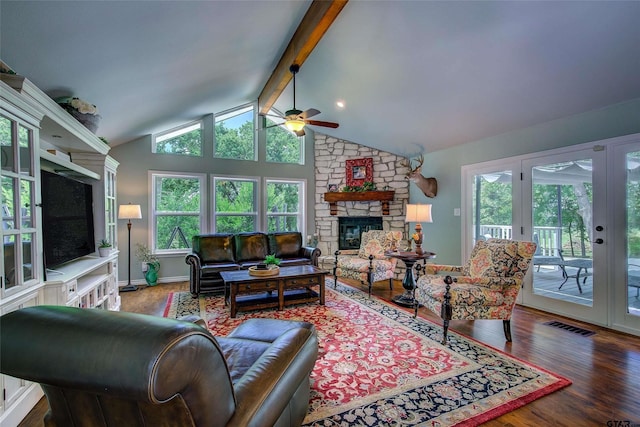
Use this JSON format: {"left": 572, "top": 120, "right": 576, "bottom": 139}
{"left": 98, "top": 239, "right": 112, "bottom": 257}
{"left": 264, "top": 254, "right": 281, "bottom": 268}
{"left": 135, "top": 243, "right": 160, "bottom": 286}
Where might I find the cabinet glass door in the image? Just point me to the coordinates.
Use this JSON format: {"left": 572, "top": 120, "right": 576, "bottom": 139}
{"left": 105, "top": 168, "right": 117, "bottom": 246}
{"left": 1, "top": 113, "right": 39, "bottom": 296}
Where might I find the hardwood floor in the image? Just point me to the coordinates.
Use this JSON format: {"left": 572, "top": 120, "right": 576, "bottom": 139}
{"left": 18, "top": 280, "right": 640, "bottom": 427}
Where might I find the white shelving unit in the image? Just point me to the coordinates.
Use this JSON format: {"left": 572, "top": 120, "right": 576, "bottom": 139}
{"left": 43, "top": 253, "right": 120, "bottom": 310}
{"left": 39, "top": 149, "right": 100, "bottom": 180}
{"left": 1, "top": 74, "right": 120, "bottom": 427}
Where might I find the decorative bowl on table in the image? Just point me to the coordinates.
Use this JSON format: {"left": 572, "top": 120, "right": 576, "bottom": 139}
{"left": 248, "top": 265, "right": 280, "bottom": 276}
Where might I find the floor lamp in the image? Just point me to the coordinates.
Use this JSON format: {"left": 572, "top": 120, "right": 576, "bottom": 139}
{"left": 405, "top": 204, "right": 433, "bottom": 255}
{"left": 118, "top": 203, "right": 142, "bottom": 292}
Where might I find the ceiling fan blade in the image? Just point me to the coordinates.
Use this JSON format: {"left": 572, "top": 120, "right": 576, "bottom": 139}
{"left": 299, "top": 108, "right": 320, "bottom": 120}
{"left": 305, "top": 119, "right": 339, "bottom": 129}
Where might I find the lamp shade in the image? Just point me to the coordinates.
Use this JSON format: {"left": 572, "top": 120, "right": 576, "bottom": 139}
{"left": 118, "top": 204, "right": 142, "bottom": 220}
{"left": 284, "top": 119, "right": 305, "bottom": 132}
{"left": 405, "top": 204, "right": 433, "bottom": 223}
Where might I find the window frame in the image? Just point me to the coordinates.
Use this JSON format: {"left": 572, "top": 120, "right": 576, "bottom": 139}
{"left": 264, "top": 177, "right": 306, "bottom": 234}
{"left": 211, "top": 175, "right": 260, "bottom": 233}
{"left": 149, "top": 171, "right": 206, "bottom": 255}
{"left": 264, "top": 109, "right": 305, "bottom": 165}
{"left": 213, "top": 103, "right": 257, "bottom": 161}
{"left": 152, "top": 120, "right": 203, "bottom": 157}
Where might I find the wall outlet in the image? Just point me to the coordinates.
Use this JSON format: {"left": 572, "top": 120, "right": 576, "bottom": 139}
{"left": 454, "top": 208, "right": 461, "bottom": 216}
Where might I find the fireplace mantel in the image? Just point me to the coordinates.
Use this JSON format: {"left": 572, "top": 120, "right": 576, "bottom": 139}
{"left": 323, "top": 191, "right": 395, "bottom": 215}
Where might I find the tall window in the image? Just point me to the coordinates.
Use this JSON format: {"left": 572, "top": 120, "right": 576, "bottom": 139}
{"left": 213, "top": 177, "right": 258, "bottom": 233}
{"left": 151, "top": 172, "right": 205, "bottom": 253}
{"left": 152, "top": 121, "right": 202, "bottom": 156}
{"left": 265, "top": 111, "right": 303, "bottom": 164}
{"left": 266, "top": 179, "right": 304, "bottom": 232}
{"left": 214, "top": 105, "right": 255, "bottom": 160}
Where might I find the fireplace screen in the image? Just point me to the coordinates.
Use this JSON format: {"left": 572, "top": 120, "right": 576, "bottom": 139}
{"left": 338, "top": 217, "right": 383, "bottom": 250}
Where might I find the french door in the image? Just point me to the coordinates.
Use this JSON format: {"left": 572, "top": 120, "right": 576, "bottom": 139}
{"left": 521, "top": 147, "right": 607, "bottom": 325}
{"left": 463, "top": 134, "right": 640, "bottom": 335}
{"left": 610, "top": 141, "right": 640, "bottom": 334}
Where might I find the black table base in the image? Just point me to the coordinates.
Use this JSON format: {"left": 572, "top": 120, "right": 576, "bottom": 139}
{"left": 392, "top": 291, "right": 419, "bottom": 308}
{"left": 385, "top": 251, "right": 436, "bottom": 309}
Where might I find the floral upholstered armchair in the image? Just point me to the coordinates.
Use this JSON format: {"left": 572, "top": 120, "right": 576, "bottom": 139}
{"left": 333, "top": 230, "right": 403, "bottom": 296}
{"left": 414, "top": 238, "right": 537, "bottom": 344}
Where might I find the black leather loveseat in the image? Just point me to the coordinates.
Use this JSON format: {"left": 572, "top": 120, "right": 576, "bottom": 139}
{"left": 185, "top": 231, "right": 320, "bottom": 297}
{"left": 0, "top": 306, "right": 318, "bottom": 427}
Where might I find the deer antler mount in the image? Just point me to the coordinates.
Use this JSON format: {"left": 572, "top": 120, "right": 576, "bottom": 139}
{"left": 402, "top": 155, "right": 438, "bottom": 198}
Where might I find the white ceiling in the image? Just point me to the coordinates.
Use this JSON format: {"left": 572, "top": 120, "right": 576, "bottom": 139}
{"left": 2, "top": 1, "right": 640, "bottom": 157}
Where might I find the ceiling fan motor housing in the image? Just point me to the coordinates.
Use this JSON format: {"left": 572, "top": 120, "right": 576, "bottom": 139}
{"left": 285, "top": 108, "right": 303, "bottom": 118}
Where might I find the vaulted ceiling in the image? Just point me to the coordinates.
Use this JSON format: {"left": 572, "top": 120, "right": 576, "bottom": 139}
{"left": 2, "top": 1, "right": 639, "bottom": 157}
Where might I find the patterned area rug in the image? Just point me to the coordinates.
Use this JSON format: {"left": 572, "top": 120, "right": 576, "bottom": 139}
{"left": 164, "top": 281, "right": 570, "bottom": 426}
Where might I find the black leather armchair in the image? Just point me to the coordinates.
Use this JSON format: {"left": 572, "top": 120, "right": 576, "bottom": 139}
{"left": 0, "top": 306, "right": 318, "bottom": 427}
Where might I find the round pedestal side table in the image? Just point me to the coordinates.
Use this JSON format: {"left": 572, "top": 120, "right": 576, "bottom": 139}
{"left": 385, "top": 251, "right": 436, "bottom": 308}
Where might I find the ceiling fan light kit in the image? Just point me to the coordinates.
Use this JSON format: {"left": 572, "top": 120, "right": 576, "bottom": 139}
{"left": 263, "top": 64, "right": 339, "bottom": 136}
{"left": 285, "top": 119, "right": 305, "bottom": 132}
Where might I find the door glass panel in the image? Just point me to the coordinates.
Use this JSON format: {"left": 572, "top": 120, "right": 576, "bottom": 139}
{"left": 18, "top": 125, "right": 32, "bottom": 174}
{"left": 22, "top": 233, "right": 34, "bottom": 282}
{"left": 627, "top": 151, "right": 640, "bottom": 316}
{"left": 2, "top": 175, "right": 15, "bottom": 230}
{"left": 1, "top": 116, "right": 14, "bottom": 172}
{"left": 532, "top": 160, "right": 593, "bottom": 307}
{"left": 472, "top": 170, "right": 513, "bottom": 243}
{"left": 20, "top": 179, "right": 33, "bottom": 228}
{"left": 3, "top": 234, "right": 17, "bottom": 290}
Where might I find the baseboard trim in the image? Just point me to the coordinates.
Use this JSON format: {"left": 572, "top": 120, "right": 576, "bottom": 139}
{"left": 118, "top": 275, "right": 188, "bottom": 288}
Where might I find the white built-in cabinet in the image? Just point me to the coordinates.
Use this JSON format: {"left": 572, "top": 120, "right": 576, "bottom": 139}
{"left": 42, "top": 253, "right": 120, "bottom": 310}
{"left": 0, "top": 75, "right": 119, "bottom": 426}
{"left": 71, "top": 152, "right": 119, "bottom": 247}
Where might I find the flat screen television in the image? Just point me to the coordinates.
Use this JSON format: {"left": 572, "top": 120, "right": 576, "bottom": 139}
{"left": 41, "top": 170, "right": 95, "bottom": 269}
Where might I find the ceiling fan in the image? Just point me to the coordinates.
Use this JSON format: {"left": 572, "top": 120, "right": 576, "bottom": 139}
{"left": 264, "top": 64, "right": 339, "bottom": 136}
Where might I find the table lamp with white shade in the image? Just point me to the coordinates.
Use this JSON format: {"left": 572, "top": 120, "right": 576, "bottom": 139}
{"left": 405, "top": 204, "right": 433, "bottom": 255}
{"left": 118, "top": 203, "right": 142, "bottom": 292}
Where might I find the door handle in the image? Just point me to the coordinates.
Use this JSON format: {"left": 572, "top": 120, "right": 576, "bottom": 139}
{"left": 594, "top": 238, "right": 604, "bottom": 244}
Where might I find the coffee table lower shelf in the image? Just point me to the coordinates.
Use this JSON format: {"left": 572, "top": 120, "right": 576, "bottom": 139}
{"left": 221, "top": 265, "right": 326, "bottom": 318}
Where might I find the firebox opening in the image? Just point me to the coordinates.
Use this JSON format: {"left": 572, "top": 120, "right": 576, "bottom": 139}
{"left": 338, "top": 217, "right": 383, "bottom": 250}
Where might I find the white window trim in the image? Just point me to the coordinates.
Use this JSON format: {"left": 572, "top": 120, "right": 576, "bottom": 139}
{"left": 149, "top": 171, "right": 206, "bottom": 255}
{"left": 264, "top": 177, "right": 306, "bottom": 234}
{"left": 264, "top": 108, "right": 305, "bottom": 165}
{"left": 152, "top": 119, "right": 203, "bottom": 156}
{"left": 213, "top": 103, "right": 257, "bottom": 161}
{"left": 211, "top": 175, "right": 260, "bottom": 232}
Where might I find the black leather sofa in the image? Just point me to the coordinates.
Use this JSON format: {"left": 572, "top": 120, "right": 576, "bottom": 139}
{"left": 0, "top": 306, "right": 318, "bottom": 427}
{"left": 185, "top": 231, "right": 320, "bottom": 297}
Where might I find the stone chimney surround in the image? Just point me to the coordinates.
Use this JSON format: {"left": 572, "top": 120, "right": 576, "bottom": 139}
{"left": 313, "top": 133, "right": 411, "bottom": 279}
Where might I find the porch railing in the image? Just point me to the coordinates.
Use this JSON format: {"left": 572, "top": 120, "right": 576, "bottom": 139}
{"left": 478, "top": 225, "right": 562, "bottom": 256}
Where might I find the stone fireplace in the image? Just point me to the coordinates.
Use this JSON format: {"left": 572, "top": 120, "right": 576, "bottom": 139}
{"left": 338, "top": 216, "right": 383, "bottom": 250}
{"left": 312, "top": 134, "right": 411, "bottom": 278}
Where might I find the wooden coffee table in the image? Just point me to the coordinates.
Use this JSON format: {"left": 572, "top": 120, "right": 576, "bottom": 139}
{"left": 220, "top": 265, "right": 327, "bottom": 318}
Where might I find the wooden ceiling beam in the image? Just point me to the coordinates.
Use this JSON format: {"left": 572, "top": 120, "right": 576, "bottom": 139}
{"left": 258, "top": 0, "right": 348, "bottom": 115}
